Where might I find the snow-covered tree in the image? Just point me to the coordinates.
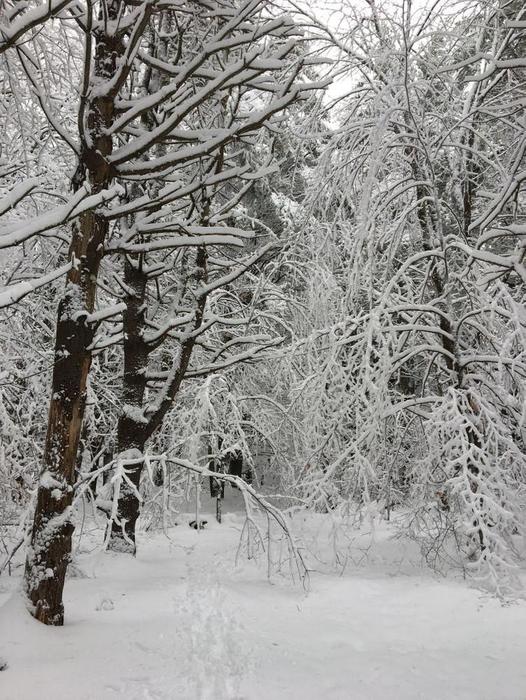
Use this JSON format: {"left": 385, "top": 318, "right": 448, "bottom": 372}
{"left": 16, "top": 0, "right": 323, "bottom": 623}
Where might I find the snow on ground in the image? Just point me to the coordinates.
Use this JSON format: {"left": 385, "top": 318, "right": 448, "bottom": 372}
{"left": 1, "top": 507, "right": 526, "bottom": 700}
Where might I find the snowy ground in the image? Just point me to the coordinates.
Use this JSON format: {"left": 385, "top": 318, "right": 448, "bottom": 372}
{"left": 1, "top": 505, "right": 526, "bottom": 700}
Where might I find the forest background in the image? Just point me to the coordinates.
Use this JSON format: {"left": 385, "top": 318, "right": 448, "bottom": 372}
{"left": 0, "top": 0, "right": 525, "bottom": 627}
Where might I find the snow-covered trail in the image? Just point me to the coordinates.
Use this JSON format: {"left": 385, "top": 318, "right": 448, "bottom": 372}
{"left": 1, "top": 514, "right": 526, "bottom": 700}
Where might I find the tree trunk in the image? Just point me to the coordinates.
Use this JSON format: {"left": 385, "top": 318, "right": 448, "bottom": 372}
{"left": 107, "top": 441, "right": 146, "bottom": 553}
{"left": 107, "top": 242, "right": 209, "bottom": 551}
{"left": 24, "top": 217, "right": 109, "bottom": 626}
{"left": 107, "top": 258, "right": 148, "bottom": 553}
{"left": 23, "top": 0, "right": 124, "bottom": 625}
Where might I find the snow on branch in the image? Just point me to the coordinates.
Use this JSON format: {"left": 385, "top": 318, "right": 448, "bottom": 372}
{"left": 108, "top": 22, "right": 296, "bottom": 143}
{"left": 74, "top": 453, "right": 308, "bottom": 586}
{"left": 114, "top": 90, "right": 304, "bottom": 176}
{"left": 0, "top": 184, "right": 123, "bottom": 249}
{"left": 0, "top": 0, "right": 74, "bottom": 54}
{"left": 103, "top": 165, "right": 253, "bottom": 220}
{"left": 184, "top": 337, "right": 283, "bottom": 379}
{"left": 0, "top": 261, "right": 72, "bottom": 309}
{"left": 166, "top": 457, "right": 308, "bottom": 586}
{"left": 0, "top": 178, "right": 40, "bottom": 216}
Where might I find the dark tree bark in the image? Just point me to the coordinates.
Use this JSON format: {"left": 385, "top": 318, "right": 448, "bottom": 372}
{"left": 23, "top": 0, "right": 131, "bottom": 625}
{"left": 228, "top": 451, "right": 244, "bottom": 479}
{"left": 209, "top": 441, "right": 225, "bottom": 524}
{"left": 209, "top": 436, "right": 225, "bottom": 499}
{"left": 107, "top": 257, "right": 148, "bottom": 553}
{"left": 106, "top": 244, "right": 209, "bottom": 553}
{"left": 100, "top": 5, "right": 317, "bottom": 553}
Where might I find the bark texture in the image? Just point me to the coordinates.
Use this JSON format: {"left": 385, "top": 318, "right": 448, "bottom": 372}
{"left": 107, "top": 245, "right": 209, "bottom": 553}
{"left": 107, "top": 259, "right": 148, "bottom": 553}
{"left": 24, "top": 0, "right": 127, "bottom": 624}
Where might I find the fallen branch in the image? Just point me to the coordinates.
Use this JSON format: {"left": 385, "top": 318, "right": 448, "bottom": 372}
{"left": 73, "top": 453, "right": 309, "bottom": 588}
{"left": 165, "top": 457, "right": 309, "bottom": 588}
